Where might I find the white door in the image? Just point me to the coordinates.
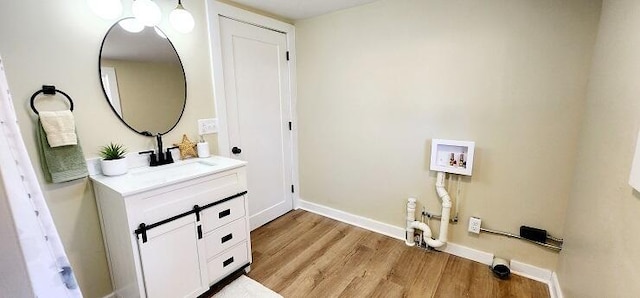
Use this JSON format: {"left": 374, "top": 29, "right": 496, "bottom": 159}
{"left": 138, "top": 215, "right": 208, "bottom": 298}
{"left": 219, "top": 17, "right": 293, "bottom": 230}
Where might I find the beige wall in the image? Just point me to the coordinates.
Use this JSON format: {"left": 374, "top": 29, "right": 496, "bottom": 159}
{"left": 0, "top": 0, "right": 217, "bottom": 297}
{"left": 557, "top": 0, "right": 640, "bottom": 297}
{"left": 296, "top": 0, "right": 601, "bottom": 270}
{"left": 103, "top": 59, "right": 185, "bottom": 133}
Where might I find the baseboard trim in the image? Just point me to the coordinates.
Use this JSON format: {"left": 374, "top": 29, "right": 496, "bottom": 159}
{"left": 550, "top": 272, "right": 563, "bottom": 298}
{"left": 297, "top": 199, "right": 561, "bottom": 297}
{"left": 510, "top": 259, "right": 562, "bottom": 298}
{"left": 298, "top": 200, "right": 406, "bottom": 240}
{"left": 438, "top": 242, "right": 494, "bottom": 266}
{"left": 102, "top": 293, "right": 115, "bottom": 298}
{"left": 509, "top": 259, "right": 552, "bottom": 284}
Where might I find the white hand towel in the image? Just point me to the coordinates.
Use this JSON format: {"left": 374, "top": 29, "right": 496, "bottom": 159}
{"left": 39, "top": 110, "right": 77, "bottom": 147}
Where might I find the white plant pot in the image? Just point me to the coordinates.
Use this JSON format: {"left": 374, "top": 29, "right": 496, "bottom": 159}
{"left": 101, "top": 158, "right": 128, "bottom": 176}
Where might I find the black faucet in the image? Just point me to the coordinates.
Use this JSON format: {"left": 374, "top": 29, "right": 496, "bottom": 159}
{"left": 156, "top": 134, "right": 165, "bottom": 164}
{"left": 138, "top": 133, "right": 177, "bottom": 167}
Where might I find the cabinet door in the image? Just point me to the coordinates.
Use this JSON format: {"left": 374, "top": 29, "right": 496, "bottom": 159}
{"left": 138, "top": 215, "right": 208, "bottom": 298}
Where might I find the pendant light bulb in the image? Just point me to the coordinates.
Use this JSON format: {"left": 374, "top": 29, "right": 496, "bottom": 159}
{"left": 169, "top": 1, "right": 195, "bottom": 33}
{"left": 132, "top": 0, "right": 162, "bottom": 27}
{"left": 87, "top": 0, "right": 123, "bottom": 20}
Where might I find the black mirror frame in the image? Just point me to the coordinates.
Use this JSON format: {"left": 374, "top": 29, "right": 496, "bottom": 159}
{"left": 98, "top": 18, "right": 187, "bottom": 137}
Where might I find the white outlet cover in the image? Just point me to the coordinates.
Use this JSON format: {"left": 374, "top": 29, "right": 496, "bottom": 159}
{"left": 468, "top": 217, "right": 481, "bottom": 234}
{"left": 198, "top": 118, "right": 218, "bottom": 135}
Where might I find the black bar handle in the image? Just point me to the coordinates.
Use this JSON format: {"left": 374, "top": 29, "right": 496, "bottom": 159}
{"left": 223, "top": 257, "right": 234, "bottom": 267}
{"left": 221, "top": 233, "right": 233, "bottom": 244}
{"left": 201, "top": 192, "right": 246, "bottom": 212}
{"left": 197, "top": 225, "right": 203, "bottom": 239}
{"left": 219, "top": 209, "right": 231, "bottom": 219}
{"left": 133, "top": 191, "right": 247, "bottom": 238}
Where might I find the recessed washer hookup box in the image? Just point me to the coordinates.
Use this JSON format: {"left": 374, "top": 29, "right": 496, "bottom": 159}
{"left": 430, "top": 139, "right": 475, "bottom": 176}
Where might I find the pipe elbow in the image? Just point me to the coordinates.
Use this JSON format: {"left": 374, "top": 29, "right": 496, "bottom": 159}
{"left": 408, "top": 221, "right": 433, "bottom": 239}
{"left": 409, "top": 220, "right": 426, "bottom": 230}
{"left": 426, "top": 239, "right": 445, "bottom": 248}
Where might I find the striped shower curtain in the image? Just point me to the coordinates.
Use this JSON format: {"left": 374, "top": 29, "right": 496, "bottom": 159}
{"left": 0, "top": 55, "right": 82, "bottom": 297}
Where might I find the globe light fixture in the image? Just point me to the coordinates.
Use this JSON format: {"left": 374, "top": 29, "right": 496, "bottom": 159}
{"left": 132, "top": 0, "right": 162, "bottom": 27}
{"left": 88, "top": 0, "right": 195, "bottom": 34}
{"left": 169, "top": 0, "right": 195, "bottom": 33}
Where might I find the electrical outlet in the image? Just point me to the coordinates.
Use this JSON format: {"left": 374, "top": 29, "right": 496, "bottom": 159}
{"left": 198, "top": 118, "right": 218, "bottom": 135}
{"left": 468, "top": 217, "right": 482, "bottom": 234}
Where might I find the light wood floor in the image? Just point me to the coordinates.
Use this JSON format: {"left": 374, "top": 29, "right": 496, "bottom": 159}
{"left": 245, "top": 210, "right": 550, "bottom": 298}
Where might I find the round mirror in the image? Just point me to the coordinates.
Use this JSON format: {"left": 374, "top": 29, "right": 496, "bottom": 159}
{"left": 99, "top": 18, "right": 186, "bottom": 136}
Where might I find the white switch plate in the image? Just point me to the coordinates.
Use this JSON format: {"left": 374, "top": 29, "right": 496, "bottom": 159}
{"left": 198, "top": 118, "right": 218, "bottom": 135}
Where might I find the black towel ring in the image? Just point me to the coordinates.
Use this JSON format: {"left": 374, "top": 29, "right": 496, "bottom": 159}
{"left": 30, "top": 85, "right": 74, "bottom": 115}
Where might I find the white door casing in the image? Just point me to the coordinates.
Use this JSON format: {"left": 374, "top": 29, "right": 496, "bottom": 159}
{"left": 206, "top": 2, "right": 299, "bottom": 230}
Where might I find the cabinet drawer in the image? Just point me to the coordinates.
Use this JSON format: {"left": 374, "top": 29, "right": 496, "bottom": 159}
{"left": 202, "top": 196, "right": 246, "bottom": 233}
{"left": 137, "top": 170, "right": 245, "bottom": 225}
{"left": 207, "top": 242, "right": 249, "bottom": 284}
{"left": 204, "top": 218, "right": 247, "bottom": 259}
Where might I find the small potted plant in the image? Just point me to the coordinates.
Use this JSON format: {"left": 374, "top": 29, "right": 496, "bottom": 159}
{"left": 99, "top": 143, "right": 128, "bottom": 176}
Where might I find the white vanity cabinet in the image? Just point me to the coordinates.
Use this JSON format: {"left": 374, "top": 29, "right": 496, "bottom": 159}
{"left": 90, "top": 157, "right": 251, "bottom": 298}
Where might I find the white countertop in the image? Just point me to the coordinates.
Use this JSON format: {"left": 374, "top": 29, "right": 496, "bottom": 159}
{"left": 90, "top": 156, "right": 247, "bottom": 196}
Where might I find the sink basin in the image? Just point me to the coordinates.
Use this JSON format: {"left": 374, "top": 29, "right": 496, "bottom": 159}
{"left": 90, "top": 156, "right": 246, "bottom": 196}
{"left": 130, "top": 160, "right": 218, "bottom": 183}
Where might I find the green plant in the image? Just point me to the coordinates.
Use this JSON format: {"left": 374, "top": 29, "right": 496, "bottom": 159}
{"left": 99, "top": 143, "right": 127, "bottom": 160}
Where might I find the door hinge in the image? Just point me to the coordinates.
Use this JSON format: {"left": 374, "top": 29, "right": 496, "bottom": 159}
{"left": 286, "top": 51, "right": 290, "bottom": 61}
{"left": 291, "top": 185, "right": 295, "bottom": 193}
{"left": 289, "top": 121, "right": 292, "bottom": 131}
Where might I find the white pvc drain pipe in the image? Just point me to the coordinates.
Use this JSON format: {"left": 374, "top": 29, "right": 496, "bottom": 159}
{"left": 405, "top": 171, "right": 452, "bottom": 248}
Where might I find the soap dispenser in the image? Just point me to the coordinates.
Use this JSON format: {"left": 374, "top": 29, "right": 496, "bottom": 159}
{"left": 197, "top": 136, "right": 210, "bottom": 158}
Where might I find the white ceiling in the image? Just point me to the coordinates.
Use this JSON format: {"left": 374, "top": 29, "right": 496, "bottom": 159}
{"left": 226, "top": 0, "right": 379, "bottom": 20}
